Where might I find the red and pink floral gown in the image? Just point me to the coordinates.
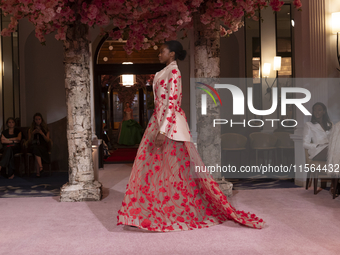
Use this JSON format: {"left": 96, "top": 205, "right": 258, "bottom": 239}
{"left": 117, "top": 61, "right": 265, "bottom": 231}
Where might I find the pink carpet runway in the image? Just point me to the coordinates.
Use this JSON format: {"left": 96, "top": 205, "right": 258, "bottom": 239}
{"left": 0, "top": 164, "right": 339, "bottom": 255}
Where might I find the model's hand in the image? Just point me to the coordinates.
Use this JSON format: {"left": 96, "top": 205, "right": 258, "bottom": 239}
{"left": 155, "top": 133, "right": 166, "bottom": 148}
{"left": 38, "top": 129, "right": 44, "bottom": 135}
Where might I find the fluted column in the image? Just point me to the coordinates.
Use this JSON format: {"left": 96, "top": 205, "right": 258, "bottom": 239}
{"left": 291, "top": 0, "right": 329, "bottom": 186}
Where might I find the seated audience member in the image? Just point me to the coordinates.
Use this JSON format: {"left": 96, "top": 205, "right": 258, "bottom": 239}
{"left": 303, "top": 102, "right": 332, "bottom": 161}
{"left": 27, "top": 113, "right": 51, "bottom": 177}
{"left": 0, "top": 117, "right": 22, "bottom": 179}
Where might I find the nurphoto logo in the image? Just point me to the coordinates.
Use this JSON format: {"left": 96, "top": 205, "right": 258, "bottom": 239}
{"left": 196, "top": 82, "right": 312, "bottom": 128}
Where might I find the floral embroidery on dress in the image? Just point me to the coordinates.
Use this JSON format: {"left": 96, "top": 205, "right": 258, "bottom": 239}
{"left": 117, "top": 61, "right": 265, "bottom": 232}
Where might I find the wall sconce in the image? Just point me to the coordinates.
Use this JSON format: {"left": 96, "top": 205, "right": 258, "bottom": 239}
{"left": 263, "top": 63, "right": 271, "bottom": 77}
{"left": 332, "top": 12, "right": 340, "bottom": 71}
{"left": 263, "top": 57, "right": 281, "bottom": 101}
{"left": 274, "top": 56, "right": 282, "bottom": 72}
{"left": 120, "top": 74, "right": 135, "bottom": 87}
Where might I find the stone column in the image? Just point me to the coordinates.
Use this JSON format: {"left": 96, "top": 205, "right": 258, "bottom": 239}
{"left": 60, "top": 23, "right": 102, "bottom": 201}
{"left": 189, "top": 28, "right": 198, "bottom": 146}
{"left": 194, "top": 12, "right": 221, "bottom": 179}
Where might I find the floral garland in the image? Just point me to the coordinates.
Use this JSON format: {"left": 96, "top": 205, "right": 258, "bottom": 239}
{"left": 0, "top": 1, "right": 302, "bottom": 54}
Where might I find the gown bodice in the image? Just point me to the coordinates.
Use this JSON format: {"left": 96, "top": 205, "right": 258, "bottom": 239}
{"left": 125, "top": 110, "right": 133, "bottom": 120}
{"left": 152, "top": 60, "right": 191, "bottom": 142}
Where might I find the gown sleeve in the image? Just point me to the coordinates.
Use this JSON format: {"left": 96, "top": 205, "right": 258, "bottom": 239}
{"left": 303, "top": 122, "right": 318, "bottom": 150}
{"left": 157, "top": 67, "right": 181, "bottom": 140}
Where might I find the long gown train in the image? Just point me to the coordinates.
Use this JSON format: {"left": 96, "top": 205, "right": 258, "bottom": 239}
{"left": 117, "top": 111, "right": 265, "bottom": 232}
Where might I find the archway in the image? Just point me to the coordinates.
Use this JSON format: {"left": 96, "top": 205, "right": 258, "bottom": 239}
{"left": 93, "top": 35, "right": 165, "bottom": 166}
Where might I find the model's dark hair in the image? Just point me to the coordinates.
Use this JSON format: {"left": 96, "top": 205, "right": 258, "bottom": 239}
{"left": 6, "top": 117, "right": 15, "bottom": 127}
{"left": 30, "top": 112, "right": 49, "bottom": 133}
{"left": 311, "top": 102, "right": 332, "bottom": 131}
{"left": 163, "top": 40, "right": 186, "bottom": 61}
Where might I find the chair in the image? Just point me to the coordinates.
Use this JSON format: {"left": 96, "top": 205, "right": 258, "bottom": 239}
{"left": 273, "top": 132, "right": 294, "bottom": 165}
{"left": 24, "top": 138, "right": 53, "bottom": 177}
{"left": 221, "top": 133, "right": 247, "bottom": 166}
{"left": 26, "top": 152, "right": 52, "bottom": 176}
{"left": 14, "top": 153, "right": 25, "bottom": 176}
{"left": 0, "top": 142, "right": 25, "bottom": 177}
{"left": 304, "top": 148, "right": 338, "bottom": 198}
{"left": 249, "top": 132, "right": 277, "bottom": 166}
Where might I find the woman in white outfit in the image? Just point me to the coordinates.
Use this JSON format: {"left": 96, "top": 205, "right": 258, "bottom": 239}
{"left": 303, "top": 102, "right": 332, "bottom": 161}
{"left": 303, "top": 102, "right": 337, "bottom": 195}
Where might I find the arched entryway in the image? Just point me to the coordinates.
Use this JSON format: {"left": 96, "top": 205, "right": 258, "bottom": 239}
{"left": 93, "top": 35, "right": 165, "bottom": 167}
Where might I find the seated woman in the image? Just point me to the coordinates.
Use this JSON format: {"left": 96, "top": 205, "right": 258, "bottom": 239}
{"left": 118, "top": 102, "right": 143, "bottom": 146}
{"left": 303, "top": 102, "right": 332, "bottom": 161}
{"left": 0, "top": 118, "right": 22, "bottom": 179}
{"left": 27, "top": 113, "right": 51, "bottom": 177}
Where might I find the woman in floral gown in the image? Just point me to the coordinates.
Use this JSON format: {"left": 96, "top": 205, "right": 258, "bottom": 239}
{"left": 117, "top": 40, "right": 265, "bottom": 231}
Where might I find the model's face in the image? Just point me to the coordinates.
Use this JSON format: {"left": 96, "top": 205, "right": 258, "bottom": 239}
{"left": 7, "top": 119, "right": 15, "bottom": 128}
{"left": 313, "top": 105, "right": 325, "bottom": 119}
{"left": 126, "top": 103, "right": 130, "bottom": 107}
{"left": 35, "top": 116, "right": 42, "bottom": 125}
{"left": 158, "top": 45, "right": 174, "bottom": 64}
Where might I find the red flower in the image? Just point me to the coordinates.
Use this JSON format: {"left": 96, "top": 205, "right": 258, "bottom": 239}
{"left": 126, "top": 189, "right": 133, "bottom": 195}
{"left": 160, "top": 80, "right": 165, "bottom": 85}
{"left": 177, "top": 216, "right": 185, "bottom": 222}
{"left": 141, "top": 219, "right": 151, "bottom": 228}
{"left": 169, "top": 96, "right": 173, "bottom": 100}
{"left": 129, "top": 208, "right": 141, "bottom": 215}
{"left": 149, "top": 142, "right": 153, "bottom": 146}
{"left": 131, "top": 197, "right": 137, "bottom": 203}
{"left": 173, "top": 94, "right": 178, "bottom": 100}
{"left": 190, "top": 222, "right": 197, "bottom": 228}
{"left": 164, "top": 195, "right": 170, "bottom": 202}
{"left": 166, "top": 226, "right": 174, "bottom": 231}
{"left": 185, "top": 161, "right": 190, "bottom": 167}
{"left": 139, "top": 197, "right": 145, "bottom": 203}
{"left": 173, "top": 193, "right": 180, "bottom": 200}
{"left": 161, "top": 94, "right": 166, "bottom": 99}
{"left": 206, "top": 208, "right": 213, "bottom": 216}
{"left": 189, "top": 182, "right": 196, "bottom": 187}
{"left": 195, "top": 199, "right": 202, "bottom": 206}
{"left": 154, "top": 165, "right": 160, "bottom": 172}
{"left": 172, "top": 69, "right": 177, "bottom": 74}
{"left": 159, "top": 187, "right": 166, "bottom": 192}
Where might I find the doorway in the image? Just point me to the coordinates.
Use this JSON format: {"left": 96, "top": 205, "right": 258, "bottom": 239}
{"left": 93, "top": 35, "right": 165, "bottom": 166}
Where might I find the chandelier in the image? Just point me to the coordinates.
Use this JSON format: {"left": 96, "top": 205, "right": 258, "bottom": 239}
{"left": 120, "top": 74, "right": 135, "bottom": 87}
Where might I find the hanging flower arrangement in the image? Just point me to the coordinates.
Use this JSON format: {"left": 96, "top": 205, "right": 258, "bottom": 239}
{"left": 0, "top": 1, "right": 302, "bottom": 54}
